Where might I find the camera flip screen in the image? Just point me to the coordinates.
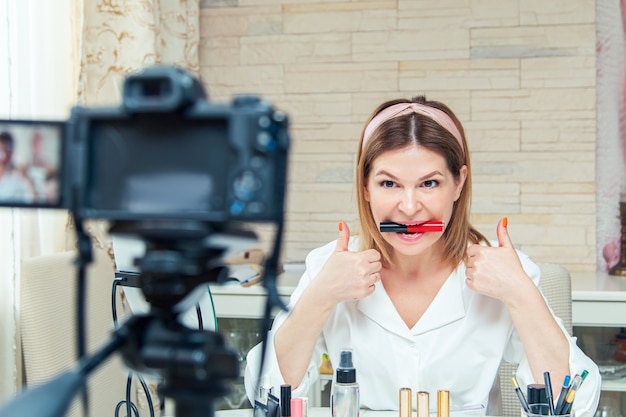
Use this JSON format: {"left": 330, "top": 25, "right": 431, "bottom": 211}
{"left": 0, "top": 121, "right": 64, "bottom": 208}
{"left": 83, "top": 116, "right": 235, "bottom": 220}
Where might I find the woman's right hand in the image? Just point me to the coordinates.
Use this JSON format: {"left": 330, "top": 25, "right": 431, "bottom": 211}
{"left": 273, "top": 221, "right": 382, "bottom": 388}
{"left": 311, "top": 220, "right": 382, "bottom": 305}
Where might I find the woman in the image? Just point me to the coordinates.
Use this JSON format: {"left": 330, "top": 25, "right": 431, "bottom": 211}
{"left": 0, "top": 131, "right": 35, "bottom": 203}
{"left": 244, "top": 96, "right": 600, "bottom": 416}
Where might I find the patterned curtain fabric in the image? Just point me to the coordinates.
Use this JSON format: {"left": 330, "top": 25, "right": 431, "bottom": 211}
{"left": 73, "top": 1, "right": 201, "bottom": 413}
{"left": 74, "top": 0, "right": 200, "bottom": 254}
{"left": 79, "top": 0, "right": 200, "bottom": 105}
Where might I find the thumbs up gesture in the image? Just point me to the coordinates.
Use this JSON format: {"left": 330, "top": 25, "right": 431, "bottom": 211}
{"left": 465, "top": 218, "right": 530, "bottom": 301}
{"left": 313, "top": 221, "right": 382, "bottom": 304}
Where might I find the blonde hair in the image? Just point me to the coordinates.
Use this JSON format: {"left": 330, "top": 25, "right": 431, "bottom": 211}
{"left": 355, "top": 96, "right": 489, "bottom": 267}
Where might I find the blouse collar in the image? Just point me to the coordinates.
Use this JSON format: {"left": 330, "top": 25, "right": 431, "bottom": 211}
{"left": 356, "top": 265, "right": 467, "bottom": 338}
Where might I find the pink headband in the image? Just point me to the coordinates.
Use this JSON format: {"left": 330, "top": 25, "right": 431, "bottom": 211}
{"left": 362, "top": 102, "right": 464, "bottom": 151}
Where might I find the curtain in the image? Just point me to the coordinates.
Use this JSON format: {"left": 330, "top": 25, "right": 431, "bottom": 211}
{"left": 597, "top": 0, "right": 626, "bottom": 272}
{"left": 75, "top": 2, "right": 200, "bottom": 414}
{"left": 0, "top": 0, "right": 78, "bottom": 404}
{"left": 0, "top": 0, "right": 200, "bottom": 412}
{"left": 76, "top": 0, "right": 201, "bottom": 249}
{"left": 79, "top": 0, "right": 200, "bottom": 106}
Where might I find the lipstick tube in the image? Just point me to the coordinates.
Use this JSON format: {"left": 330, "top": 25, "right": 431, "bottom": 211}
{"left": 437, "top": 390, "right": 450, "bottom": 417}
{"left": 291, "top": 398, "right": 303, "bottom": 417}
{"left": 399, "top": 388, "right": 412, "bottom": 417}
{"left": 417, "top": 391, "right": 430, "bottom": 417}
{"left": 380, "top": 221, "right": 444, "bottom": 233}
{"left": 281, "top": 385, "right": 291, "bottom": 417}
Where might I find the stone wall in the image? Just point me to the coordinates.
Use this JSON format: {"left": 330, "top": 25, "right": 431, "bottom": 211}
{"left": 199, "top": 0, "right": 597, "bottom": 271}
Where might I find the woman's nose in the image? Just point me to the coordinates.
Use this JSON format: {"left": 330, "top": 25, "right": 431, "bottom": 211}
{"left": 399, "top": 189, "right": 420, "bottom": 214}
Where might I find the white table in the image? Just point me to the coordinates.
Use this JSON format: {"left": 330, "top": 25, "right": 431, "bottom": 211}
{"left": 215, "top": 406, "right": 487, "bottom": 417}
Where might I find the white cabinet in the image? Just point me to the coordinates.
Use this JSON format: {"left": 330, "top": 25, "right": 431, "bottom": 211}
{"left": 209, "top": 270, "right": 302, "bottom": 410}
{"left": 571, "top": 271, "right": 626, "bottom": 328}
{"left": 209, "top": 285, "right": 293, "bottom": 319}
{"left": 571, "top": 271, "right": 626, "bottom": 415}
{"left": 209, "top": 267, "right": 301, "bottom": 318}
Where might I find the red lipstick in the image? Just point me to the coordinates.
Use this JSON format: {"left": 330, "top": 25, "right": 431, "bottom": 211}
{"left": 379, "top": 221, "right": 444, "bottom": 233}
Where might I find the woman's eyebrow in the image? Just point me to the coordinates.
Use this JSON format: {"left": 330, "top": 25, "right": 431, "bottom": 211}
{"left": 373, "top": 169, "right": 443, "bottom": 181}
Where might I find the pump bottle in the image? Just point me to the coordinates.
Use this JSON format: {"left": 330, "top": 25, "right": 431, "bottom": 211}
{"left": 331, "top": 349, "right": 359, "bottom": 417}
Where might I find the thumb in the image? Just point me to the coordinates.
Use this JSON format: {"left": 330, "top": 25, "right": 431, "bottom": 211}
{"left": 496, "top": 217, "right": 513, "bottom": 248}
{"left": 335, "top": 220, "right": 351, "bottom": 252}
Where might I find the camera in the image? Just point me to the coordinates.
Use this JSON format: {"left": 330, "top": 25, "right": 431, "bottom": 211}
{"left": 0, "top": 65, "right": 289, "bottom": 225}
{"left": 0, "top": 66, "right": 290, "bottom": 417}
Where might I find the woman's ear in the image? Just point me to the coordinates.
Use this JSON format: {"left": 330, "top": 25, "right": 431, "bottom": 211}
{"left": 454, "top": 165, "right": 468, "bottom": 201}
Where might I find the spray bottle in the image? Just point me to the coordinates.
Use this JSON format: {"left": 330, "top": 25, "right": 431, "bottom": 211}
{"left": 331, "top": 348, "right": 359, "bottom": 417}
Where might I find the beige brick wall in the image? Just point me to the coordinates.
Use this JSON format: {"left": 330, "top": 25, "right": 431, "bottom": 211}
{"left": 199, "top": 0, "right": 597, "bottom": 271}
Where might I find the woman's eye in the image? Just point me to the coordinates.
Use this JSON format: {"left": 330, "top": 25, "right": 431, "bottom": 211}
{"left": 423, "top": 179, "right": 439, "bottom": 188}
{"left": 380, "top": 180, "right": 395, "bottom": 188}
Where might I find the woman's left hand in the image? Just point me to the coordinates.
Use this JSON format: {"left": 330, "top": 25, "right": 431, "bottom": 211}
{"left": 465, "top": 217, "right": 534, "bottom": 303}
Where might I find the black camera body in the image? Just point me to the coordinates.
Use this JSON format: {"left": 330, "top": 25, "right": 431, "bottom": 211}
{"left": 0, "top": 65, "right": 289, "bottom": 226}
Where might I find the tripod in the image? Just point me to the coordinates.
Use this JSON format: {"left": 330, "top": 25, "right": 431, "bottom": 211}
{"left": 0, "top": 219, "right": 282, "bottom": 417}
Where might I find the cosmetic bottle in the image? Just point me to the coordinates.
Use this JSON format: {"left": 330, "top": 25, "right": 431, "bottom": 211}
{"left": 331, "top": 349, "right": 360, "bottom": 417}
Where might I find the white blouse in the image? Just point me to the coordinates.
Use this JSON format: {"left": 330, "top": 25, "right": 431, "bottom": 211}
{"left": 244, "top": 237, "right": 601, "bottom": 417}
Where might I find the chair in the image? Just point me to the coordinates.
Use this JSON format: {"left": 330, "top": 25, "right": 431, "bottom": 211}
{"left": 20, "top": 247, "right": 131, "bottom": 417}
{"left": 489, "top": 262, "right": 573, "bottom": 417}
